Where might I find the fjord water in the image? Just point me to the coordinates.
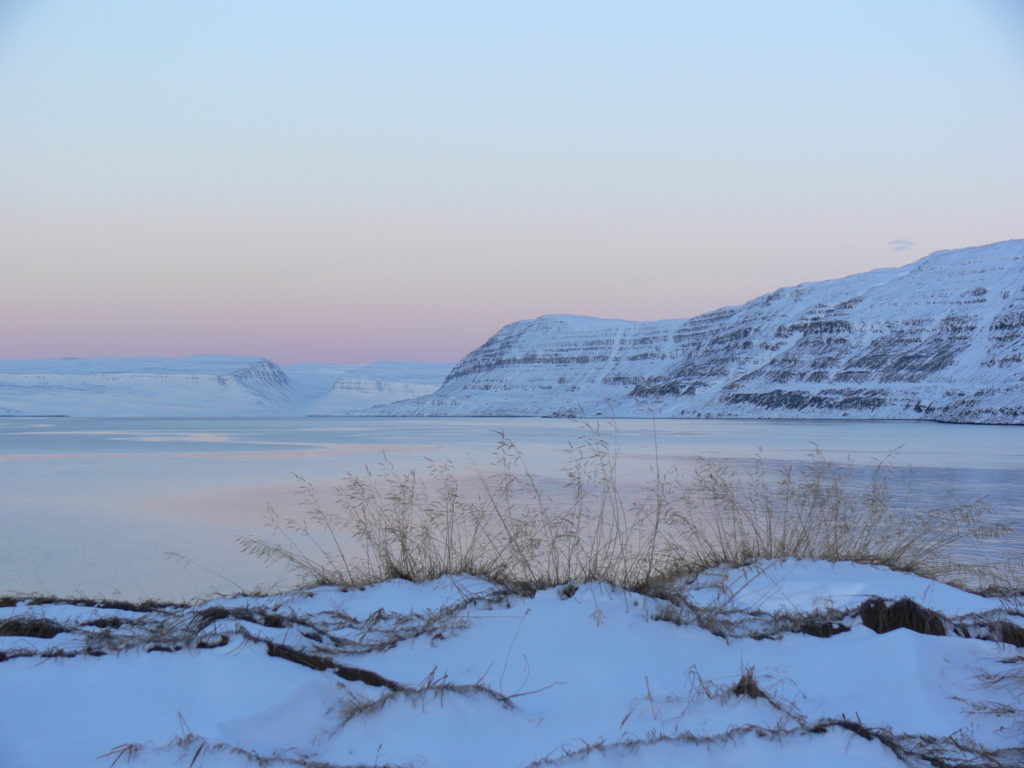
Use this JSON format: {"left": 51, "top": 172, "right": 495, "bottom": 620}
{"left": 1, "top": 417, "right": 1021, "bottom": 600}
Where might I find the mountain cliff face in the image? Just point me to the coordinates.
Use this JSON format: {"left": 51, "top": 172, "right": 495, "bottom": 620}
{"left": 377, "top": 240, "right": 1024, "bottom": 424}
{"left": 221, "top": 360, "right": 297, "bottom": 408}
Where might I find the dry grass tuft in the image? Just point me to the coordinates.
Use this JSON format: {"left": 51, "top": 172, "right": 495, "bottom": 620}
{"left": 730, "top": 666, "right": 771, "bottom": 700}
{"left": 238, "top": 425, "right": 1008, "bottom": 591}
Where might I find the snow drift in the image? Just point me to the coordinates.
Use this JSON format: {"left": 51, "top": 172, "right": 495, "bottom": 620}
{"left": 1, "top": 559, "right": 1020, "bottom": 767}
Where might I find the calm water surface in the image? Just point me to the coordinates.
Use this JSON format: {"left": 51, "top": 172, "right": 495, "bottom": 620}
{"left": 1, "top": 417, "right": 1021, "bottom": 600}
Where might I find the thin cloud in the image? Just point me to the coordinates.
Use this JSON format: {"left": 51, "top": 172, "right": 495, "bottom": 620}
{"left": 888, "top": 239, "right": 915, "bottom": 252}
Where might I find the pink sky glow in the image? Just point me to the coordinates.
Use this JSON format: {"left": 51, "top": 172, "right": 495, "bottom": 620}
{"left": 2, "top": 1, "right": 1022, "bottom": 364}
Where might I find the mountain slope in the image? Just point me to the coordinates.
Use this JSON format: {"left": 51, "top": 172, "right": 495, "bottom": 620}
{"left": 376, "top": 240, "right": 1024, "bottom": 424}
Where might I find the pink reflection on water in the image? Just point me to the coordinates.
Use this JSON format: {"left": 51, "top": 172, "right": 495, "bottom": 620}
{"left": 0, "top": 444, "right": 437, "bottom": 462}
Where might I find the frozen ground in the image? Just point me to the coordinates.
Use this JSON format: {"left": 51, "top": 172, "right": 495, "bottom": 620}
{"left": 1, "top": 559, "right": 1021, "bottom": 767}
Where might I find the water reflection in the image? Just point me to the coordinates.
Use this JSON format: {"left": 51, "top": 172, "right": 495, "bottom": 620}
{"left": 0, "top": 417, "right": 1020, "bottom": 600}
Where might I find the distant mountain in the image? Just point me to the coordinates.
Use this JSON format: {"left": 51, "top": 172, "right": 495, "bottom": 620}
{"left": 0, "top": 357, "right": 452, "bottom": 416}
{"left": 284, "top": 361, "right": 453, "bottom": 396}
{"left": 0, "top": 356, "right": 297, "bottom": 416}
{"left": 375, "top": 240, "right": 1024, "bottom": 424}
{"left": 286, "top": 362, "right": 452, "bottom": 415}
{"left": 306, "top": 378, "right": 439, "bottom": 415}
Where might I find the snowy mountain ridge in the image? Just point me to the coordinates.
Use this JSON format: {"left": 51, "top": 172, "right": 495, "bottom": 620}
{"left": 377, "top": 240, "right": 1024, "bottom": 424}
{"left": 0, "top": 356, "right": 451, "bottom": 417}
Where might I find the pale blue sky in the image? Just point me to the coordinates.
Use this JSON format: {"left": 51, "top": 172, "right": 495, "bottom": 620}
{"left": 2, "top": 1, "right": 1022, "bottom": 362}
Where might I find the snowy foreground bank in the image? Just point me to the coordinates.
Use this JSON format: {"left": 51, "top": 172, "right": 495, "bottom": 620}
{"left": 1, "top": 560, "right": 1022, "bottom": 768}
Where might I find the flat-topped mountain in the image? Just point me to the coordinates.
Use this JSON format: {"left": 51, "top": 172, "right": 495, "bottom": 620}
{"left": 377, "top": 240, "right": 1024, "bottom": 424}
{"left": 0, "top": 356, "right": 451, "bottom": 416}
{"left": 0, "top": 356, "right": 298, "bottom": 416}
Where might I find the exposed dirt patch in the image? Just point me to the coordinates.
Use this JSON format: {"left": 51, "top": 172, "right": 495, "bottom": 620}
{"left": 797, "top": 619, "right": 851, "bottom": 638}
{"left": 263, "top": 638, "right": 407, "bottom": 691}
{"left": 859, "top": 597, "right": 946, "bottom": 636}
{"left": 0, "top": 616, "right": 65, "bottom": 639}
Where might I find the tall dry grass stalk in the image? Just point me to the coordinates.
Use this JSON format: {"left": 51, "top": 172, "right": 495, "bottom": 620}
{"left": 238, "top": 425, "right": 1008, "bottom": 591}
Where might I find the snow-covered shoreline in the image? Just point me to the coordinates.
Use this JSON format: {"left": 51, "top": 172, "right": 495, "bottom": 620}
{"left": 2, "top": 559, "right": 1021, "bottom": 767}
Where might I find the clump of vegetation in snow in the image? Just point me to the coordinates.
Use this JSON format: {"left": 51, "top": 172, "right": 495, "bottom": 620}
{"left": 239, "top": 424, "right": 1010, "bottom": 592}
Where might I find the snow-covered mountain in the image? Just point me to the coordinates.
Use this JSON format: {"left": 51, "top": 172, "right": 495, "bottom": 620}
{"left": 306, "top": 377, "right": 439, "bottom": 415}
{"left": 0, "top": 357, "right": 452, "bottom": 417}
{"left": 377, "top": 240, "right": 1024, "bottom": 424}
{"left": 284, "top": 361, "right": 451, "bottom": 414}
{"left": 285, "top": 361, "right": 454, "bottom": 390}
{"left": 0, "top": 356, "right": 299, "bottom": 416}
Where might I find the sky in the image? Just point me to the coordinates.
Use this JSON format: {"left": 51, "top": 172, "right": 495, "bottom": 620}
{"left": 2, "top": 1, "right": 1023, "bottom": 364}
